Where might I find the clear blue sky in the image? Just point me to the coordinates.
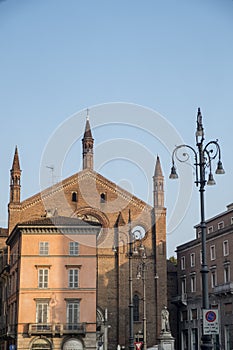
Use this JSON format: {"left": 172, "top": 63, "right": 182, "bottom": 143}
{"left": 0, "top": 0, "right": 233, "bottom": 257}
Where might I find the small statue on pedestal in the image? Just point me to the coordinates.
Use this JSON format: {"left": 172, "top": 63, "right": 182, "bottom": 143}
{"left": 161, "top": 306, "right": 170, "bottom": 333}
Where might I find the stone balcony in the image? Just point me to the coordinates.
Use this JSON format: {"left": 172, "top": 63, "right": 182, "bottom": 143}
{"left": 213, "top": 282, "right": 233, "bottom": 295}
{"left": 171, "top": 293, "right": 187, "bottom": 306}
{"left": 28, "top": 323, "right": 86, "bottom": 337}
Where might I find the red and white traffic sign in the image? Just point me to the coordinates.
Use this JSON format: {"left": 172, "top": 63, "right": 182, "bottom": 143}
{"left": 134, "top": 342, "right": 143, "bottom": 350}
{"left": 203, "top": 309, "right": 219, "bottom": 335}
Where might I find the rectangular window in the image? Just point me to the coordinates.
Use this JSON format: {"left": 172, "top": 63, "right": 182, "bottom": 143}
{"left": 181, "top": 256, "right": 185, "bottom": 270}
{"left": 231, "top": 217, "right": 233, "bottom": 225}
{"left": 182, "top": 330, "right": 188, "bottom": 350}
{"left": 38, "top": 269, "right": 49, "bottom": 289}
{"left": 181, "top": 278, "right": 186, "bottom": 294}
{"left": 191, "top": 328, "right": 198, "bottom": 350}
{"left": 190, "top": 275, "right": 196, "bottom": 293}
{"left": 225, "top": 324, "right": 233, "bottom": 350}
{"left": 223, "top": 240, "right": 229, "bottom": 256}
{"left": 67, "top": 302, "right": 80, "bottom": 328}
{"left": 207, "top": 226, "right": 213, "bottom": 234}
{"left": 36, "top": 302, "right": 49, "bottom": 323}
{"left": 190, "top": 253, "right": 195, "bottom": 267}
{"left": 218, "top": 221, "right": 224, "bottom": 230}
{"left": 181, "top": 310, "right": 188, "bottom": 321}
{"left": 224, "top": 265, "right": 230, "bottom": 283}
{"left": 191, "top": 308, "right": 197, "bottom": 320}
{"left": 210, "top": 245, "right": 216, "bottom": 260}
{"left": 68, "top": 269, "right": 79, "bottom": 288}
{"left": 39, "top": 242, "right": 49, "bottom": 255}
{"left": 211, "top": 270, "right": 217, "bottom": 288}
{"left": 69, "top": 242, "right": 79, "bottom": 256}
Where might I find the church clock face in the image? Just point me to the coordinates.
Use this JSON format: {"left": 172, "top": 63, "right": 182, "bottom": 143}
{"left": 132, "top": 225, "right": 146, "bottom": 240}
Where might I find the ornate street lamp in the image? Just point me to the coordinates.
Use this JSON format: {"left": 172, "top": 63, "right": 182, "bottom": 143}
{"left": 128, "top": 211, "right": 135, "bottom": 350}
{"left": 169, "top": 108, "right": 224, "bottom": 350}
{"left": 136, "top": 245, "right": 147, "bottom": 350}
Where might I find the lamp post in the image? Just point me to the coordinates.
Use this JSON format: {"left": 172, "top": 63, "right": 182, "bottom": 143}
{"left": 128, "top": 211, "right": 134, "bottom": 350}
{"left": 169, "top": 108, "right": 224, "bottom": 350}
{"left": 136, "top": 245, "right": 147, "bottom": 350}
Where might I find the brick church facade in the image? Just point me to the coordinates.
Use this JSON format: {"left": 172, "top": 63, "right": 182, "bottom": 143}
{"left": 1, "top": 114, "right": 168, "bottom": 350}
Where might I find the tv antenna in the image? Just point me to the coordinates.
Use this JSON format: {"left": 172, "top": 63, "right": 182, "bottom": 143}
{"left": 46, "top": 165, "right": 55, "bottom": 186}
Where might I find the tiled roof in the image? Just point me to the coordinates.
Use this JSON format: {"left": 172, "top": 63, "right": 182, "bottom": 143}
{"left": 0, "top": 228, "right": 8, "bottom": 237}
{"left": 20, "top": 216, "right": 101, "bottom": 227}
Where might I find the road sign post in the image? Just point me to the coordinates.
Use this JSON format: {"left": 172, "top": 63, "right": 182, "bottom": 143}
{"left": 203, "top": 310, "right": 219, "bottom": 335}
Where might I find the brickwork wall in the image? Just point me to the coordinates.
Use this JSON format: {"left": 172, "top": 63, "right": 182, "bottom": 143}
{"left": 8, "top": 169, "right": 167, "bottom": 349}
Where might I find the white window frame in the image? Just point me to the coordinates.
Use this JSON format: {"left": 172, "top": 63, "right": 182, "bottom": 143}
{"left": 210, "top": 245, "right": 216, "bottom": 260}
{"left": 223, "top": 240, "right": 229, "bottom": 257}
{"left": 190, "top": 253, "right": 195, "bottom": 267}
{"left": 190, "top": 274, "right": 196, "bottom": 293}
{"left": 38, "top": 269, "right": 49, "bottom": 289}
{"left": 211, "top": 270, "right": 217, "bottom": 288}
{"left": 36, "top": 302, "right": 49, "bottom": 324}
{"left": 69, "top": 241, "right": 79, "bottom": 256}
{"left": 67, "top": 301, "right": 80, "bottom": 325}
{"left": 181, "top": 256, "right": 185, "bottom": 270}
{"left": 181, "top": 278, "right": 186, "bottom": 294}
{"left": 39, "top": 242, "right": 49, "bottom": 255}
{"left": 218, "top": 221, "right": 224, "bottom": 230}
{"left": 68, "top": 269, "right": 79, "bottom": 288}
{"left": 190, "top": 308, "right": 198, "bottom": 320}
{"left": 191, "top": 328, "right": 198, "bottom": 350}
{"left": 207, "top": 226, "right": 213, "bottom": 234}
{"left": 224, "top": 264, "right": 230, "bottom": 283}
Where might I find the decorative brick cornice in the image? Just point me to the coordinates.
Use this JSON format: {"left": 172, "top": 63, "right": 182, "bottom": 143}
{"left": 20, "top": 169, "right": 152, "bottom": 213}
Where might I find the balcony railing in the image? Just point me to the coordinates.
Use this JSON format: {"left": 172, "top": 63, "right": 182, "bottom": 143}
{"left": 0, "top": 325, "right": 16, "bottom": 339}
{"left": 7, "top": 324, "right": 16, "bottom": 338}
{"left": 213, "top": 282, "right": 233, "bottom": 295}
{"left": 171, "top": 293, "right": 187, "bottom": 306}
{"left": 28, "top": 323, "right": 86, "bottom": 337}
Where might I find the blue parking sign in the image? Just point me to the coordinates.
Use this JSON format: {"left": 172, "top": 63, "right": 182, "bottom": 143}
{"left": 9, "top": 345, "right": 16, "bottom": 350}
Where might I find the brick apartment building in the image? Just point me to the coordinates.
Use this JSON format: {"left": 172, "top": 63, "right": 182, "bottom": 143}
{"left": 175, "top": 203, "right": 233, "bottom": 350}
{"left": 0, "top": 114, "right": 168, "bottom": 350}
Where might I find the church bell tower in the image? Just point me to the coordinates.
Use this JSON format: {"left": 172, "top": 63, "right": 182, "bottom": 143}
{"left": 82, "top": 110, "right": 94, "bottom": 170}
{"left": 10, "top": 146, "right": 21, "bottom": 203}
{"left": 153, "top": 155, "right": 164, "bottom": 208}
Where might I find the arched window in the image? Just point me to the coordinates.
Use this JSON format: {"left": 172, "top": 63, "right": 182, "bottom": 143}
{"left": 31, "top": 338, "right": 52, "bottom": 350}
{"left": 133, "top": 294, "right": 140, "bottom": 322}
{"left": 72, "top": 192, "right": 77, "bottom": 202}
{"left": 63, "top": 339, "right": 83, "bottom": 350}
{"left": 100, "top": 193, "right": 106, "bottom": 203}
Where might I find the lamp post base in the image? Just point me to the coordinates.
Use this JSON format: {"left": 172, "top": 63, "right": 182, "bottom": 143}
{"left": 200, "top": 335, "right": 213, "bottom": 350}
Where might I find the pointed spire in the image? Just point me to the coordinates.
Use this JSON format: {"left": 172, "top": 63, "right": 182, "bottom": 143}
{"left": 10, "top": 146, "right": 21, "bottom": 203}
{"left": 84, "top": 109, "right": 93, "bottom": 139}
{"left": 154, "top": 155, "right": 163, "bottom": 177}
{"left": 82, "top": 109, "right": 94, "bottom": 170}
{"left": 153, "top": 155, "right": 164, "bottom": 208}
{"left": 115, "top": 212, "right": 126, "bottom": 227}
{"left": 11, "top": 146, "right": 21, "bottom": 172}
